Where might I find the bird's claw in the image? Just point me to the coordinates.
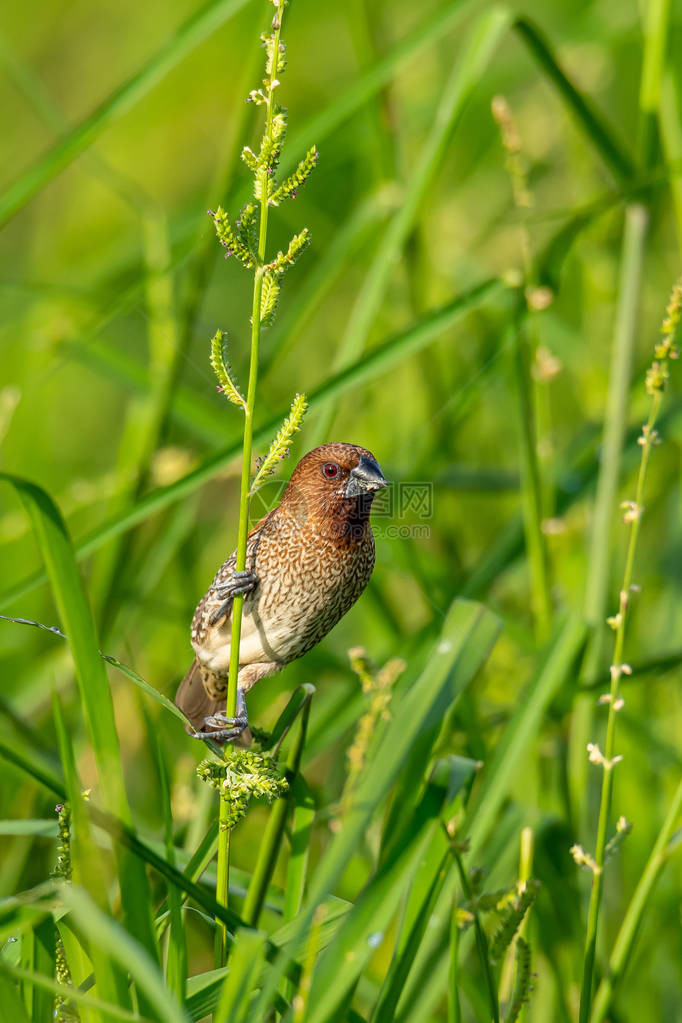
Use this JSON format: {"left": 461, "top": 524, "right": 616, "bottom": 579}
{"left": 191, "top": 689, "right": 249, "bottom": 745}
{"left": 209, "top": 570, "right": 258, "bottom": 626}
{"left": 214, "top": 569, "right": 258, "bottom": 600}
{"left": 192, "top": 725, "right": 246, "bottom": 743}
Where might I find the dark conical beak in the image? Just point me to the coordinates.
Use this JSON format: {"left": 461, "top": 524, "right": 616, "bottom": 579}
{"left": 345, "top": 455, "right": 388, "bottom": 498}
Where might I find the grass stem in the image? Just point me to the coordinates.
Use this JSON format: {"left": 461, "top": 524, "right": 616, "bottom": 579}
{"left": 589, "top": 778, "right": 682, "bottom": 1022}
{"left": 242, "top": 690, "right": 313, "bottom": 927}
{"left": 578, "top": 276, "right": 680, "bottom": 1021}
{"left": 215, "top": 0, "right": 287, "bottom": 967}
{"left": 570, "top": 204, "right": 648, "bottom": 830}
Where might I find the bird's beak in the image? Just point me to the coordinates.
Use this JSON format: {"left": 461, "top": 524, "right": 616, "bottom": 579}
{"left": 345, "top": 456, "right": 388, "bottom": 498}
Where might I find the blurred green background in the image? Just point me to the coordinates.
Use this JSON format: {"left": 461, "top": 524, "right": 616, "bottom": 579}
{"left": 0, "top": 0, "right": 680, "bottom": 1019}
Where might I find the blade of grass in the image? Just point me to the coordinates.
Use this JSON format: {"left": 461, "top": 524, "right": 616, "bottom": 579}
{"left": 312, "top": 7, "right": 511, "bottom": 442}
{"left": 371, "top": 758, "right": 480, "bottom": 1023}
{"left": 57, "top": 917, "right": 99, "bottom": 1023}
{"left": 62, "top": 885, "right": 190, "bottom": 1023}
{"left": 0, "top": 277, "right": 502, "bottom": 610}
{"left": 0, "top": 962, "right": 147, "bottom": 1023}
{"left": 0, "top": 736, "right": 246, "bottom": 937}
{"left": 448, "top": 891, "right": 462, "bottom": 1023}
{"left": 466, "top": 615, "right": 586, "bottom": 859}
{"left": 0, "top": 613, "right": 191, "bottom": 728}
{"left": 637, "top": 0, "right": 671, "bottom": 170}
{"left": 390, "top": 617, "right": 586, "bottom": 1020}
{"left": 0, "top": 968, "right": 32, "bottom": 1023}
{"left": 513, "top": 17, "right": 635, "bottom": 182}
{"left": 569, "top": 205, "right": 648, "bottom": 832}
{"left": 263, "top": 185, "right": 399, "bottom": 377}
{"left": 53, "top": 689, "right": 132, "bottom": 1014}
{"left": 0, "top": 820, "right": 59, "bottom": 837}
{"left": 242, "top": 686, "right": 314, "bottom": 927}
{"left": 283, "top": 0, "right": 475, "bottom": 173}
{"left": 283, "top": 776, "right": 315, "bottom": 924}
{"left": 145, "top": 708, "right": 187, "bottom": 1004}
{"left": 509, "top": 301, "right": 552, "bottom": 641}
{"left": 184, "top": 899, "right": 352, "bottom": 1020}
{"left": 18, "top": 915, "right": 55, "bottom": 1023}
{"left": 213, "top": 930, "right": 270, "bottom": 1023}
{"left": 589, "top": 778, "right": 682, "bottom": 1023}
{"left": 0, "top": 0, "right": 253, "bottom": 227}
{"left": 0, "top": 474, "right": 159, "bottom": 975}
{"left": 660, "top": 69, "right": 682, "bottom": 248}
{"left": 305, "top": 768, "right": 454, "bottom": 1023}
{"left": 249, "top": 599, "right": 501, "bottom": 1017}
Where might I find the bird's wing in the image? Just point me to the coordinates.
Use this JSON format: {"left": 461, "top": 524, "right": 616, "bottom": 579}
{"left": 192, "top": 509, "right": 276, "bottom": 637}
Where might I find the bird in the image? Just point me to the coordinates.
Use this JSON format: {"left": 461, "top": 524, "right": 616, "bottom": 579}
{"left": 176, "top": 442, "right": 387, "bottom": 744}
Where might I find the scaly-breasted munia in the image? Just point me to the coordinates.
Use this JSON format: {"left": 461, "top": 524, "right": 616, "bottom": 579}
{"left": 176, "top": 442, "right": 387, "bottom": 743}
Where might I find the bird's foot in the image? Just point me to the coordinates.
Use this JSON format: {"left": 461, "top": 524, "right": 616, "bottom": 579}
{"left": 192, "top": 688, "right": 249, "bottom": 744}
{"left": 214, "top": 569, "right": 258, "bottom": 600}
{"left": 209, "top": 570, "right": 258, "bottom": 626}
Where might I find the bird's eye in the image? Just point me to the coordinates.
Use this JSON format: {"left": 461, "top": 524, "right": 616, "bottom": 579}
{"left": 322, "top": 462, "right": 339, "bottom": 480}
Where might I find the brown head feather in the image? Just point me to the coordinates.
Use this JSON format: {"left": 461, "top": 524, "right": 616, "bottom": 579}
{"left": 278, "top": 442, "right": 383, "bottom": 544}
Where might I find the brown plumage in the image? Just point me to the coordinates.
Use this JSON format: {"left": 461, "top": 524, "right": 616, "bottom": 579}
{"left": 176, "top": 442, "right": 387, "bottom": 743}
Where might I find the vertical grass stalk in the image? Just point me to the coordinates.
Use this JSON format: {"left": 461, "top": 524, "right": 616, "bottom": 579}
{"left": 570, "top": 204, "right": 648, "bottom": 828}
{"left": 208, "top": 0, "right": 315, "bottom": 964}
{"left": 491, "top": 95, "right": 553, "bottom": 641}
{"left": 242, "top": 687, "right": 314, "bottom": 926}
{"left": 589, "top": 777, "right": 682, "bottom": 1022}
{"left": 578, "top": 276, "right": 681, "bottom": 1021}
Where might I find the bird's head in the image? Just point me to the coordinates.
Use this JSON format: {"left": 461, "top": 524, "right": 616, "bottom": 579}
{"left": 279, "top": 443, "right": 387, "bottom": 541}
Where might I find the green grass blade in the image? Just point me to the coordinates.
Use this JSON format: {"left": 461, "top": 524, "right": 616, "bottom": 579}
{"left": 57, "top": 918, "right": 100, "bottom": 1023}
{"left": 590, "top": 778, "right": 682, "bottom": 1022}
{"left": 0, "top": 0, "right": 253, "bottom": 227}
{"left": 53, "top": 690, "right": 131, "bottom": 1013}
{"left": 372, "top": 760, "right": 480, "bottom": 1023}
{"left": 466, "top": 615, "right": 586, "bottom": 859}
{"left": 305, "top": 767, "right": 458, "bottom": 1023}
{"left": 513, "top": 17, "right": 636, "bottom": 182}
{"left": 242, "top": 688, "right": 314, "bottom": 926}
{"left": 0, "top": 962, "right": 148, "bottom": 1023}
{"left": 660, "top": 70, "right": 682, "bottom": 246}
{"left": 61, "top": 886, "right": 190, "bottom": 1023}
{"left": 283, "top": 775, "right": 316, "bottom": 924}
{"left": 0, "top": 612, "right": 190, "bottom": 727}
{"left": 90, "top": 209, "right": 182, "bottom": 638}
{"left": 0, "top": 740, "right": 66, "bottom": 800}
{"left": 0, "top": 820, "right": 59, "bottom": 837}
{"left": 637, "top": 0, "right": 671, "bottom": 169}
{"left": 250, "top": 599, "right": 502, "bottom": 1017}
{"left": 380, "top": 611, "right": 500, "bottom": 862}
{"left": 570, "top": 204, "right": 648, "bottom": 831}
{"left": 0, "top": 733, "right": 246, "bottom": 938}
{"left": 284, "top": 0, "right": 473, "bottom": 170}
{"left": 0, "top": 968, "right": 31, "bottom": 1023}
{"left": 18, "top": 915, "right": 55, "bottom": 1023}
{"left": 0, "top": 474, "right": 159, "bottom": 971}
{"left": 213, "top": 931, "right": 270, "bottom": 1023}
{"left": 145, "top": 709, "right": 187, "bottom": 1004}
{"left": 509, "top": 302, "right": 552, "bottom": 641}
{"left": 312, "top": 7, "right": 511, "bottom": 441}
{"left": 0, "top": 277, "right": 502, "bottom": 610}
{"left": 263, "top": 185, "right": 399, "bottom": 377}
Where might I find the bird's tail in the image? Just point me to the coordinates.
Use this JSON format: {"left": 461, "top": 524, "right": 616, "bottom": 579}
{"left": 175, "top": 659, "right": 252, "bottom": 747}
{"left": 175, "top": 658, "right": 224, "bottom": 733}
